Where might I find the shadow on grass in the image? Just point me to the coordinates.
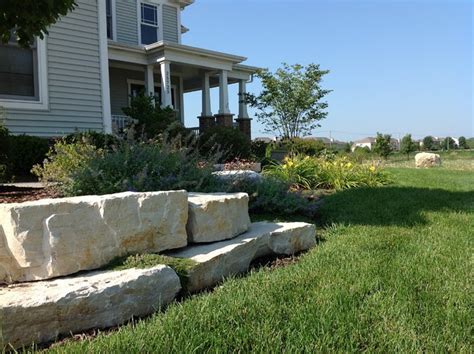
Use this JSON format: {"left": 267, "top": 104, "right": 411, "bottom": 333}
{"left": 317, "top": 186, "right": 474, "bottom": 227}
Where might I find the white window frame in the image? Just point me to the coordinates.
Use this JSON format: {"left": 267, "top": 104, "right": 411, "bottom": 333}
{"left": 138, "top": 1, "right": 162, "bottom": 46}
{"left": 127, "top": 78, "right": 177, "bottom": 107}
{"left": 106, "top": 0, "right": 117, "bottom": 41}
{"left": 0, "top": 38, "right": 49, "bottom": 111}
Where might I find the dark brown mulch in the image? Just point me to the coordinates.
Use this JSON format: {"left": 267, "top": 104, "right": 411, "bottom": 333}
{"left": 0, "top": 186, "right": 61, "bottom": 204}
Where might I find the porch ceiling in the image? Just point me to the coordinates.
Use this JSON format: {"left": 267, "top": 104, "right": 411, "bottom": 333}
{"left": 108, "top": 40, "right": 259, "bottom": 93}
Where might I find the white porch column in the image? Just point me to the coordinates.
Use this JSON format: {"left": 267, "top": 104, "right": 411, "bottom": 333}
{"left": 238, "top": 79, "right": 249, "bottom": 118}
{"left": 179, "top": 76, "right": 185, "bottom": 123}
{"left": 201, "top": 72, "right": 212, "bottom": 116}
{"left": 145, "top": 64, "right": 155, "bottom": 98}
{"left": 218, "top": 70, "right": 230, "bottom": 114}
{"left": 160, "top": 60, "right": 173, "bottom": 108}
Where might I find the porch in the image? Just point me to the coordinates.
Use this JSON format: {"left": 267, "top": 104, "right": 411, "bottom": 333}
{"left": 108, "top": 41, "right": 258, "bottom": 138}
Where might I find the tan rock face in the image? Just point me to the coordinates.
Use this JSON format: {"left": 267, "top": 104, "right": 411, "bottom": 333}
{"left": 415, "top": 152, "right": 441, "bottom": 168}
{"left": 170, "top": 221, "right": 316, "bottom": 293}
{"left": 187, "top": 193, "right": 251, "bottom": 243}
{"left": 0, "top": 265, "right": 181, "bottom": 350}
{"left": 0, "top": 191, "right": 188, "bottom": 283}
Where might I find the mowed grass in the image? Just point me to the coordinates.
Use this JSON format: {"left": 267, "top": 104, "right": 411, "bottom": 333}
{"left": 49, "top": 168, "right": 473, "bottom": 353}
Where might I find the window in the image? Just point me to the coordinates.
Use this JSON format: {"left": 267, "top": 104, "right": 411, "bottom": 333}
{"left": 106, "top": 0, "right": 113, "bottom": 39}
{"left": 0, "top": 33, "right": 38, "bottom": 100}
{"left": 129, "top": 83, "right": 176, "bottom": 107}
{"left": 140, "top": 3, "right": 158, "bottom": 45}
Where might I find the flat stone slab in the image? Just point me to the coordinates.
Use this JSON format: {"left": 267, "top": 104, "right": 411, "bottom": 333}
{"left": 0, "top": 191, "right": 188, "bottom": 284}
{"left": 169, "top": 221, "right": 316, "bottom": 293}
{"left": 212, "top": 170, "right": 263, "bottom": 182}
{"left": 187, "top": 193, "right": 251, "bottom": 243}
{"left": 0, "top": 265, "right": 181, "bottom": 350}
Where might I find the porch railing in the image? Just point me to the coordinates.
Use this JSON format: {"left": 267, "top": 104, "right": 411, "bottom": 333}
{"left": 111, "top": 115, "right": 136, "bottom": 134}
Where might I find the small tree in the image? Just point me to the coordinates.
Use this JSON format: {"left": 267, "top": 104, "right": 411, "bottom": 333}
{"left": 373, "top": 133, "right": 393, "bottom": 159}
{"left": 442, "top": 137, "right": 456, "bottom": 150}
{"left": 422, "top": 136, "right": 434, "bottom": 151}
{"left": 122, "top": 93, "right": 182, "bottom": 139}
{"left": 458, "top": 136, "right": 468, "bottom": 149}
{"left": 246, "top": 63, "right": 331, "bottom": 139}
{"left": 0, "top": 0, "right": 77, "bottom": 47}
{"left": 400, "top": 134, "right": 417, "bottom": 159}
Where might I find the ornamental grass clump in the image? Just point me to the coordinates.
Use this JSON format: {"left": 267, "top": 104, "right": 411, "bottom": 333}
{"left": 263, "top": 155, "right": 391, "bottom": 191}
{"left": 33, "top": 135, "right": 220, "bottom": 197}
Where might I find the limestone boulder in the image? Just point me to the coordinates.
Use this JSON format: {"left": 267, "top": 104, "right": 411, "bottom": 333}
{"left": 169, "top": 221, "right": 316, "bottom": 293}
{"left": 415, "top": 152, "right": 441, "bottom": 168}
{"left": 0, "top": 265, "right": 181, "bottom": 350}
{"left": 187, "top": 193, "right": 251, "bottom": 243}
{"left": 212, "top": 170, "right": 263, "bottom": 182}
{"left": 0, "top": 191, "right": 188, "bottom": 284}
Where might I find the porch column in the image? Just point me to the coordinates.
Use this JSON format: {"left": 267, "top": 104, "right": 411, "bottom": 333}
{"left": 238, "top": 80, "right": 249, "bottom": 118}
{"left": 160, "top": 60, "right": 173, "bottom": 108}
{"left": 215, "top": 70, "right": 233, "bottom": 127}
{"left": 145, "top": 64, "right": 155, "bottom": 98}
{"left": 236, "top": 79, "right": 252, "bottom": 138}
{"left": 218, "top": 70, "right": 230, "bottom": 114}
{"left": 201, "top": 72, "right": 212, "bottom": 116}
{"left": 179, "top": 76, "right": 185, "bottom": 124}
{"left": 199, "top": 72, "right": 214, "bottom": 133}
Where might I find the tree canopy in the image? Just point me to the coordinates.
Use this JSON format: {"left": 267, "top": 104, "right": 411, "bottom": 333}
{"left": 0, "top": 0, "right": 77, "bottom": 47}
{"left": 246, "top": 63, "right": 331, "bottom": 139}
{"left": 422, "top": 136, "right": 434, "bottom": 151}
{"left": 373, "top": 133, "right": 393, "bottom": 159}
{"left": 400, "top": 134, "right": 417, "bottom": 159}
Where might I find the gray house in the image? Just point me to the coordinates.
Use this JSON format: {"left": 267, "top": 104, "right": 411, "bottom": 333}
{"left": 0, "top": 0, "right": 257, "bottom": 137}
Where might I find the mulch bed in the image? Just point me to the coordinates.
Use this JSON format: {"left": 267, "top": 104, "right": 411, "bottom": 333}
{"left": 0, "top": 186, "right": 60, "bottom": 204}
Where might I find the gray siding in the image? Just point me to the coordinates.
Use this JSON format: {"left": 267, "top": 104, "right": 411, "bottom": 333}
{"left": 163, "top": 5, "right": 179, "bottom": 43}
{"left": 4, "top": 0, "right": 103, "bottom": 137}
{"left": 116, "top": 0, "right": 138, "bottom": 45}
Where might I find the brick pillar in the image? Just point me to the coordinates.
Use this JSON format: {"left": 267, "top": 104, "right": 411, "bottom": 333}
{"left": 198, "top": 116, "right": 215, "bottom": 134}
{"left": 214, "top": 113, "right": 234, "bottom": 128}
{"left": 235, "top": 118, "right": 252, "bottom": 138}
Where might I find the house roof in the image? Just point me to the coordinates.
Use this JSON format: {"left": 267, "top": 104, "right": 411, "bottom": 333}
{"left": 353, "top": 137, "right": 376, "bottom": 144}
{"left": 171, "top": 0, "right": 195, "bottom": 9}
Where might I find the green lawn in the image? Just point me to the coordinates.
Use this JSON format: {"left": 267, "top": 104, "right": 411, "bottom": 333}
{"left": 50, "top": 167, "right": 473, "bottom": 353}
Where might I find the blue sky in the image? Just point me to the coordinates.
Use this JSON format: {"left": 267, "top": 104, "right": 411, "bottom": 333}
{"left": 181, "top": 0, "right": 473, "bottom": 141}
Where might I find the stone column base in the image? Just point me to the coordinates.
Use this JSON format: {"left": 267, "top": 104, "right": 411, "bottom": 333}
{"left": 214, "top": 113, "right": 234, "bottom": 128}
{"left": 198, "top": 116, "right": 216, "bottom": 134}
{"left": 235, "top": 118, "right": 252, "bottom": 139}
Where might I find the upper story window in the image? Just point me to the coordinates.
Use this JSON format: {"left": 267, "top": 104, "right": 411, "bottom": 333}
{"left": 141, "top": 3, "right": 159, "bottom": 45}
{"left": 106, "top": 0, "right": 113, "bottom": 39}
{"left": 0, "top": 33, "right": 38, "bottom": 101}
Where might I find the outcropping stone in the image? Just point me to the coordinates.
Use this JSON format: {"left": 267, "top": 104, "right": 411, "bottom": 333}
{"left": 212, "top": 170, "right": 263, "bottom": 182}
{"left": 169, "top": 221, "right": 316, "bottom": 293}
{"left": 0, "top": 191, "right": 188, "bottom": 284}
{"left": 415, "top": 152, "right": 441, "bottom": 168}
{"left": 187, "top": 193, "right": 251, "bottom": 243}
{"left": 0, "top": 265, "right": 181, "bottom": 350}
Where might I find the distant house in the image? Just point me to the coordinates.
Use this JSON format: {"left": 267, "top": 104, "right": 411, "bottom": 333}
{"left": 305, "top": 136, "right": 346, "bottom": 149}
{"left": 351, "top": 137, "right": 399, "bottom": 152}
{"left": 0, "top": 0, "right": 258, "bottom": 137}
{"left": 351, "top": 137, "right": 376, "bottom": 151}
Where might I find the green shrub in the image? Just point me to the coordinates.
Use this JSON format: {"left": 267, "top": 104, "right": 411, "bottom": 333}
{"left": 7, "top": 134, "right": 50, "bottom": 176}
{"left": 0, "top": 125, "right": 50, "bottom": 180}
{"left": 264, "top": 155, "right": 391, "bottom": 191}
{"left": 251, "top": 140, "right": 269, "bottom": 160}
{"left": 34, "top": 138, "right": 219, "bottom": 197}
{"left": 199, "top": 126, "right": 251, "bottom": 163}
{"left": 286, "top": 138, "right": 326, "bottom": 156}
{"left": 122, "top": 93, "right": 181, "bottom": 139}
{"left": 218, "top": 176, "right": 315, "bottom": 216}
{"left": 351, "top": 146, "right": 371, "bottom": 163}
{"left": 64, "top": 131, "right": 119, "bottom": 150}
{"left": 32, "top": 139, "right": 104, "bottom": 193}
{"left": 0, "top": 125, "right": 8, "bottom": 171}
